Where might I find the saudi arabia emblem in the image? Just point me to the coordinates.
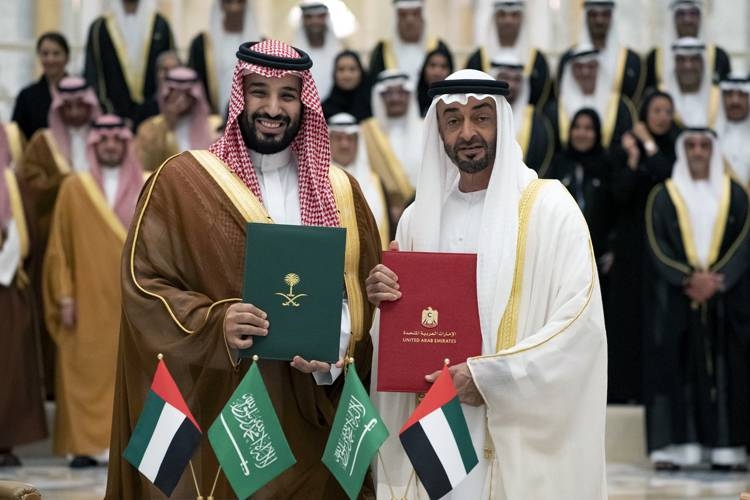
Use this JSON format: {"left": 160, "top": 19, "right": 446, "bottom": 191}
{"left": 275, "top": 273, "right": 308, "bottom": 307}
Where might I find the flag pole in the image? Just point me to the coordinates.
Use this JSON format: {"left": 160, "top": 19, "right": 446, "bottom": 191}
{"left": 159, "top": 353, "right": 203, "bottom": 500}
{"left": 205, "top": 354, "right": 257, "bottom": 498}
{"left": 189, "top": 460, "right": 203, "bottom": 500}
{"left": 376, "top": 451, "right": 399, "bottom": 500}
{"left": 207, "top": 465, "right": 222, "bottom": 500}
{"left": 344, "top": 356, "right": 354, "bottom": 375}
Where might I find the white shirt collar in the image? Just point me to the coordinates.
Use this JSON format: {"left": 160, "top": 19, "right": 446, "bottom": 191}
{"left": 249, "top": 147, "right": 293, "bottom": 172}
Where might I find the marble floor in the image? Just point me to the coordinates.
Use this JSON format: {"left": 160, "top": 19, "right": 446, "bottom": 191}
{"left": 0, "top": 457, "right": 105, "bottom": 500}
{"left": 2, "top": 404, "right": 747, "bottom": 499}
{"left": 2, "top": 458, "right": 748, "bottom": 499}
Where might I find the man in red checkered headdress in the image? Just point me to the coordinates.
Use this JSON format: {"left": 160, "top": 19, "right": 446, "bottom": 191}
{"left": 106, "top": 40, "right": 382, "bottom": 499}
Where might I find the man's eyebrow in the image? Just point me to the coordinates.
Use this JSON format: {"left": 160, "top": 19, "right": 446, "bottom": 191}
{"left": 281, "top": 86, "right": 300, "bottom": 93}
{"left": 441, "top": 106, "right": 461, "bottom": 114}
{"left": 248, "top": 82, "right": 268, "bottom": 89}
{"left": 472, "top": 102, "right": 493, "bottom": 112}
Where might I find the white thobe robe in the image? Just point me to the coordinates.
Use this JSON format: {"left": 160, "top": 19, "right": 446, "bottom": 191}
{"left": 676, "top": 92, "right": 709, "bottom": 127}
{"left": 175, "top": 118, "right": 191, "bottom": 154}
{"left": 337, "top": 143, "right": 389, "bottom": 246}
{"left": 372, "top": 181, "right": 608, "bottom": 499}
{"left": 70, "top": 127, "right": 89, "bottom": 172}
{"left": 101, "top": 166, "right": 121, "bottom": 208}
{"left": 393, "top": 39, "right": 427, "bottom": 85}
{"left": 384, "top": 117, "right": 422, "bottom": 186}
{"left": 306, "top": 44, "right": 337, "bottom": 100}
{"left": 720, "top": 123, "right": 750, "bottom": 186}
{"left": 0, "top": 219, "right": 20, "bottom": 286}
{"left": 217, "top": 32, "right": 244, "bottom": 115}
{"left": 120, "top": 14, "right": 141, "bottom": 69}
{"left": 248, "top": 148, "right": 349, "bottom": 384}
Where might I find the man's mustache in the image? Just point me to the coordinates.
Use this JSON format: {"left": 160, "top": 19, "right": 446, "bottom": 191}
{"left": 454, "top": 136, "right": 487, "bottom": 150}
{"left": 252, "top": 112, "right": 291, "bottom": 125}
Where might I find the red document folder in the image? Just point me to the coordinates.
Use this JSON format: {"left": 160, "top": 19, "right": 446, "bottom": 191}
{"left": 377, "top": 251, "right": 482, "bottom": 393}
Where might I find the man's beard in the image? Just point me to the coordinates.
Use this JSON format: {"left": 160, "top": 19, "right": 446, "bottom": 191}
{"left": 444, "top": 135, "right": 496, "bottom": 174}
{"left": 239, "top": 110, "right": 301, "bottom": 155}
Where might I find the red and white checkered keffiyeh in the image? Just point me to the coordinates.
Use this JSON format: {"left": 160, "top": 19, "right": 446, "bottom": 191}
{"left": 48, "top": 76, "right": 101, "bottom": 163}
{"left": 209, "top": 39, "right": 339, "bottom": 227}
{"left": 86, "top": 115, "right": 145, "bottom": 228}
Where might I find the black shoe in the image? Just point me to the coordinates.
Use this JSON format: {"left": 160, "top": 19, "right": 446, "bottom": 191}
{"left": 69, "top": 455, "right": 98, "bottom": 468}
{"left": 0, "top": 452, "right": 21, "bottom": 467}
{"left": 654, "top": 461, "right": 681, "bottom": 471}
{"left": 711, "top": 463, "right": 748, "bottom": 472}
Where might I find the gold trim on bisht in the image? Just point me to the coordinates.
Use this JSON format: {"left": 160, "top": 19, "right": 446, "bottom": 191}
{"left": 78, "top": 172, "right": 127, "bottom": 243}
{"left": 495, "top": 179, "right": 553, "bottom": 351}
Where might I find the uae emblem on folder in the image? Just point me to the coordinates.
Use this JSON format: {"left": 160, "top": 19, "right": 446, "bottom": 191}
{"left": 421, "top": 307, "right": 439, "bottom": 328}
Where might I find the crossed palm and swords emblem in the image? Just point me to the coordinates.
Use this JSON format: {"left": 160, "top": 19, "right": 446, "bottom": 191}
{"left": 275, "top": 273, "right": 308, "bottom": 307}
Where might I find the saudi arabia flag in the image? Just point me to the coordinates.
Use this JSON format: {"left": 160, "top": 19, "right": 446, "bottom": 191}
{"left": 123, "top": 358, "right": 202, "bottom": 497}
{"left": 208, "top": 361, "right": 296, "bottom": 499}
{"left": 322, "top": 363, "right": 388, "bottom": 500}
{"left": 399, "top": 365, "right": 478, "bottom": 500}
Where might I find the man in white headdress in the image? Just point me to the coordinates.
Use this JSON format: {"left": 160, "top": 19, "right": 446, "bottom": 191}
{"left": 188, "top": 0, "right": 260, "bottom": 115}
{"left": 557, "top": 45, "right": 636, "bottom": 150}
{"left": 645, "top": 0, "right": 731, "bottom": 91}
{"left": 369, "top": 0, "right": 453, "bottom": 86}
{"left": 135, "top": 66, "right": 221, "bottom": 171}
{"left": 490, "top": 54, "right": 555, "bottom": 176}
{"left": 84, "top": 0, "right": 175, "bottom": 121}
{"left": 466, "top": 0, "right": 552, "bottom": 110}
{"left": 662, "top": 37, "right": 720, "bottom": 127}
{"left": 328, "top": 112, "right": 390, "bottom": 246}
{"left": 558, "top": 0, "right": 643, "bottom": 104}
{"left": 716, "top": 75, "right": 750, "bottom": 186}
{"left": 292, "top": 1, "right": 343, "bottom": 100}
{"left": 44, "top": 114, "right": 146, "bottom": 468}
{"left": 366, "top": 69, "right": 607, "bottom": 499}
{"left": 644, "top": 127, "right": 750, "bottom": 472}
{"left": 133, "top": 50, "right": 182, "bottom": 129}
{"left": 358, "top": 70, "right": 420, "bottom": 226}
{"left": 20, "top": 76, "right": 102, "bottom": 274}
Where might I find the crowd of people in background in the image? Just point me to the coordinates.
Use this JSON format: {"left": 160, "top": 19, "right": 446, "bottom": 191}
{"left": 1, "top": 0, "right": 749, "bottom": 475}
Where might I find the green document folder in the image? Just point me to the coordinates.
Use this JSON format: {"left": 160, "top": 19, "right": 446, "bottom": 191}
{"left": 240, "top": 223, "right": 347, "bottom": 362}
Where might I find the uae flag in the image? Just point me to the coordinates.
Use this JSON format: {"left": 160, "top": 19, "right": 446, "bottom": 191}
{"left": 399, "top": 365, "right": 478, "bottom": 500}
{"left": 123, "top": 358, "right": 202, "bottom": 497}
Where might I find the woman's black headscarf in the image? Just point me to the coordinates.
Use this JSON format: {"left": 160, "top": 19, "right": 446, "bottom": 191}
{"left": 639, "top": 89, "right": 680, "bottom": 160}
{"left": 322, "top": 50, "right": 372, "bottom": 121}
{"left": 417, "top": 45, "right": 454, "bottom": 117}
{"left": 566, "top": 108, "right": 607, "bottom": 172}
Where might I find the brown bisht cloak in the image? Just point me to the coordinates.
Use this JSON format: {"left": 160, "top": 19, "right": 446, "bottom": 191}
{"left": 0, "top": 171, "right": 47, "bottom": 448}
{"left": 106, "top": 151, "right": 381, "bottom": 499}
{"left": 135, "top": 114, "right": 223, "bottom": 172}
{"left": 18, "top": 129, "right": 73, "bottom": 398}
{"left": 43, "top": 172, "right": 127, "bottom": 455}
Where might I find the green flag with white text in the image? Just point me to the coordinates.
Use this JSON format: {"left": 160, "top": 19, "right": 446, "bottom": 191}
{"left": 208, "top": 362, "right": 295, "bottom": 498}
{"left": 322, "top": 364, "right": 389, "bottom": 500}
